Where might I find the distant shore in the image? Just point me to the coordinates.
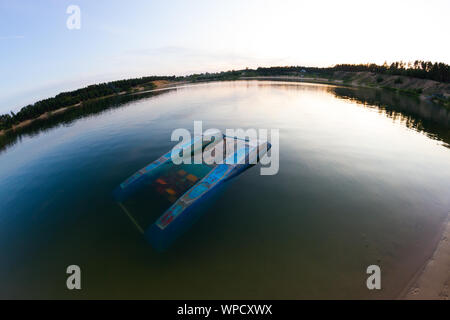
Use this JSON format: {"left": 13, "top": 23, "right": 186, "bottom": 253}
{"left": 1, "top": 73, "right": 449, "bottom": 137}
{"left": 241, "top": 73, "right": 450, "bottom": 105}
{"left": 0, "top": 80, "right": 175, "bottom": 137}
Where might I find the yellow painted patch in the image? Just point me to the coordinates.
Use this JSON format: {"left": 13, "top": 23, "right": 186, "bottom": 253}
{"left": 166, "top": 188, "right": 176, "bottom": 195}
{"left": 186, "top": 174, "right": 198, "bottom": 182}
{"left": 156, "top": 178, "right": 167, "bottom": 185}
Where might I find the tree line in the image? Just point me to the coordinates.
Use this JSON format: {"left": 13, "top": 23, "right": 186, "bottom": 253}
{"left": 2, "top": 61, "right": 449, "bottom": 130}
{"left": 0, "top": 76, "right": 173, "bottom": 130}
{"left": 332, "top": 61, "right": 450, "bottom": 83}
{"left": 182, "top": 61, "right": 449, "bottom": 83}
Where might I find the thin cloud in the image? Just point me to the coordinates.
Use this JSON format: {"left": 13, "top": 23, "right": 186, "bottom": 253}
{"left": 0, "top": 35, "right": 25, "bottom": 40}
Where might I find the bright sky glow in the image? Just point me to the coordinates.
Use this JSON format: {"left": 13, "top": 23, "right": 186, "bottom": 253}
{"left": 0, "top": 0, "right": 449, "bottom": 112}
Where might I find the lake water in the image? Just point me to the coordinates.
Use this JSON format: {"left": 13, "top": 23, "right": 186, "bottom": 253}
{"left": 0, "top": 80, "right": 449, "bottom": 299}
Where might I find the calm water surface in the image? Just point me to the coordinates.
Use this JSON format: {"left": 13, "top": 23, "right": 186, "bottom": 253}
{"left": 0, "top": 81, "right": 449, "bottom": 299}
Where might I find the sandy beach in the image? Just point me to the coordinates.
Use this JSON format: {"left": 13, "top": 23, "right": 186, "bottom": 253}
{"left": 402, "top": 214, "right": 450, "bottom": 299}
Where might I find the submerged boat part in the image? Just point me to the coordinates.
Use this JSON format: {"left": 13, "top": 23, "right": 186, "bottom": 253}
{"left": 114, "top": 131, "right": 271, "bottom": 251}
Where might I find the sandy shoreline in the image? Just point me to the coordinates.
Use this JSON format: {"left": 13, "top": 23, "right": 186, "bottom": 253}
{"left": 401, "top": 214, "right": 450, "bottom": 299}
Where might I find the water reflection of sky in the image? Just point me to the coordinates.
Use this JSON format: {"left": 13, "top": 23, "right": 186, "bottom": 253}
{"left": 0, "top": 81, "right": 449, "bottom": 299}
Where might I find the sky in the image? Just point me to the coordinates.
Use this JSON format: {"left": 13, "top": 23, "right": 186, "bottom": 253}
{"left": 0, "top": 0, "right": 449, "bottom": 113}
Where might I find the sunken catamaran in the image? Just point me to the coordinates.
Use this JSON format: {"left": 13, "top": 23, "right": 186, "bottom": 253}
{"left": 113, "top": 130, "right": 271, "bottom": 251}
